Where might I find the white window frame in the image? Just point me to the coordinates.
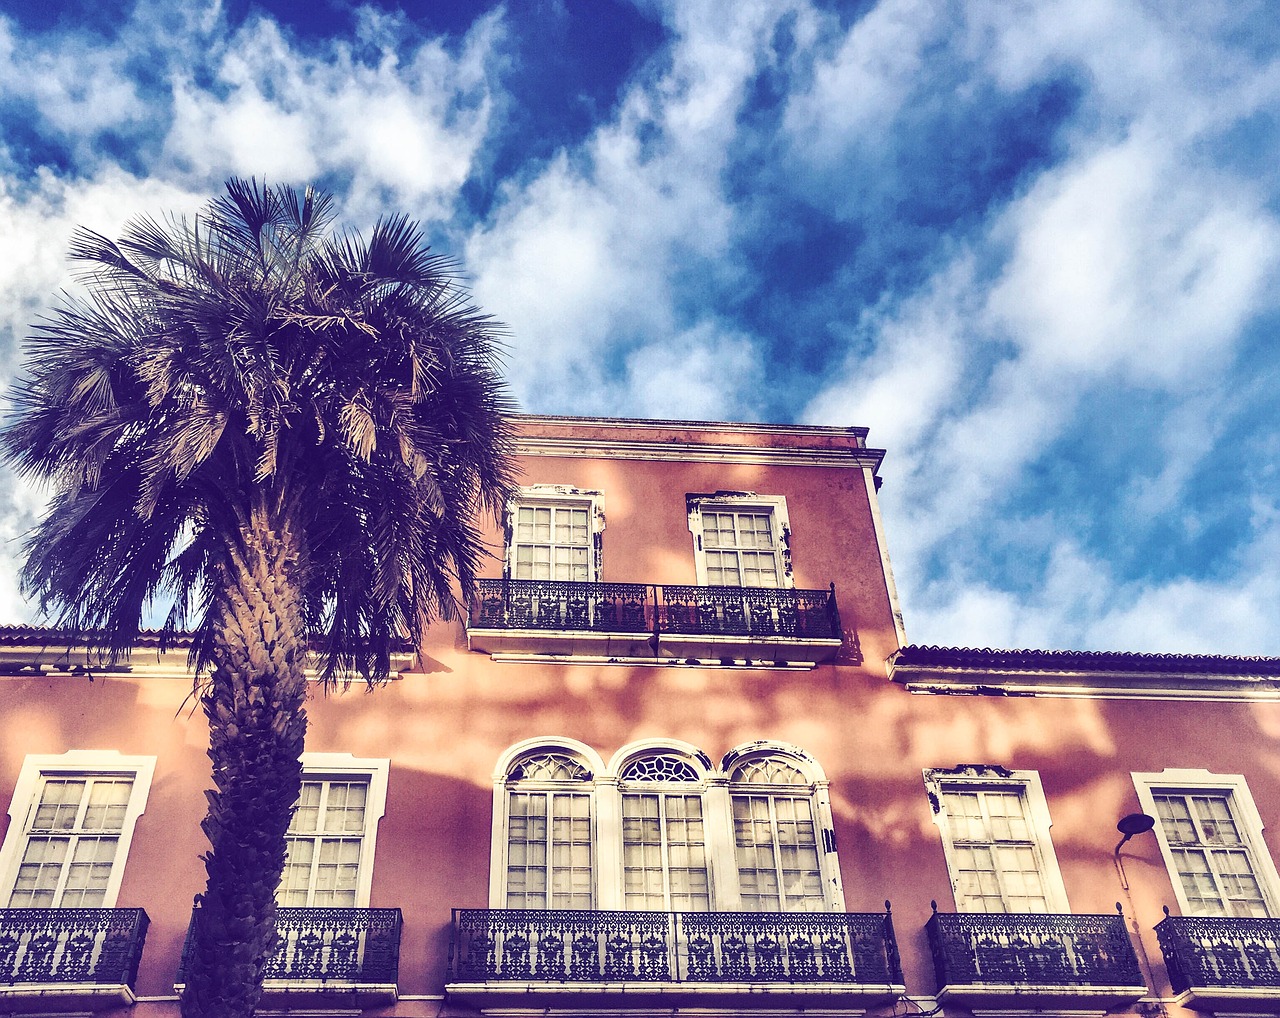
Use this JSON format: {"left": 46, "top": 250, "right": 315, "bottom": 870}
{"left": 505, "top": 486, "right": 606, "bottom": 582}
{"left": 723, "top": 743, "right": 845, "bottom": 912}
{"left": 0, "top": 751, "right": 156, "bottom": 908}
{"left": 282, "top": 753, "right": 389, "bottom": 909}
{"left": 1133, "top": 768, "right": 1280, "bottom": 917}
{"left": 686, "top": 493, "right": 793, "bottom": 588}
{"left": 489, "top": 738, "right": 606, "bottom": 909}
{"left": 924, "top": 765, "right": 1069, "bottom": 913}
{"left": 489, "top": 738, "right": 845, "bottom": 913}
{"left": 612, "top": 739, "right": 717, "bottom": 913}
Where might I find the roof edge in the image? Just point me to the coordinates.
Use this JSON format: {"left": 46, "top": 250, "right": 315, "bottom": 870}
{"left": 886, "top": 644, "right": 1280, "bottom": 700}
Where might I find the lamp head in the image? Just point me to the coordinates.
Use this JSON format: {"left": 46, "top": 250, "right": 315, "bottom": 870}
{"left": 1117, "top": 813, "right": 1156, "bottom": 837}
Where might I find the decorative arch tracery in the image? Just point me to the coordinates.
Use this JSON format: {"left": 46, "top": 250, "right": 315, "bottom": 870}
{"left": 491, "top": 738, "right": 844, "bottom": 912}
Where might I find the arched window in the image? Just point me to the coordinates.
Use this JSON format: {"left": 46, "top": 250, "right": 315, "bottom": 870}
{"left": 618, "top": 751, "right": 711, "bottom": 911}
{"left": 726, "top": 748, "right": 829, "bottom": 912}
{"left": 502, "top": 748, "right": 596, "bottom": 909}
{"left": 490, "top": 739, "right": 842, "bottom": 913}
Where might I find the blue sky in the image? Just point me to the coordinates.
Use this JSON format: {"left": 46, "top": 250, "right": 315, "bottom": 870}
{"left": 1, "top": 0, "right": 1278, "bottom": 655}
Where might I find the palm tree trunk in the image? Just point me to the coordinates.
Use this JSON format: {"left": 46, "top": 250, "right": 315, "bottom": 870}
{"left": 181, "top": 499, "right": 308, "bottom": 1018}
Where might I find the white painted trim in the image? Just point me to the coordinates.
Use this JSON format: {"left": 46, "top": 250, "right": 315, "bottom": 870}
{"left": 863, "top": 466, "right": 906, "bottom": 648}
{"left": 0, "top": 653, "right": 415, "bottom": 682}
{"left": 721, "top": 740, "right": 830, "bottom": 784}
{"left": 293, "top": 753, "right": 389, "bottom": 909}
{"left": 891, "top": 670, "right": 1280, "bottom": 701}
{"left": 0, "top": 750, "right": 157, "bottom": 908}
{"left": 722, "top": 741, "right": 844, "bottom": 911}
{"left": 923, "top": 766, "right": 1070, "bottom": 913}
{"left": 686, "top": 493, "right": 794, "bottom": 588}
{"left": 505, "top": 486, "right": 606, "bottom": 582}
{"left": 513, "top": 412, "right": 872, "bottom": 441}
{"left": 1132, "top": 768, "right": 1280, "bottom": 917}
{"left": 488, "top": 738, "right": 846, "bottom": 912}
{"left": 487, "top": 653, "right": 821, "bottom": 671}
{"left": 489, "top": 739, "right": 604, "bottom": 909}
{"left": 491, "top": 737, "right": 606, "bottom": 783}
{"left": 516, "top": 436, "right": 884, "bottom": 470}
{"left": 607, "top": 739, "right": 715, "bottom": 779}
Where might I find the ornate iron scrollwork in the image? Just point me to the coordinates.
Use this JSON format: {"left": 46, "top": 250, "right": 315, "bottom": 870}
{"left": 450, "top": 908, "right": 901, "bottom": 986}
{"left": 0, "top": 908, "right": 149, "bottom": 987}
{"left": 469, "top": 581, "right": 842, "bottom": 642}
{"left": 927, "top": 910, "right": 1143, "bottom": 989}
{"left": 1157, "top": 913, "right": 1280, "bottom": 993}
{"left": 181, "top": 907, "right": 401, "bottom": 987}
{"left": 258, "top": 908, "right": 402, "bottom": 984}
{"left": 659, "top": 585, "right": 839, "bottom": 639}
{"left": 470, "top": 580, "right": 652, "bottom": 633}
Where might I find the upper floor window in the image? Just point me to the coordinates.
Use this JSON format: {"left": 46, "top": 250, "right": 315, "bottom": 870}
{"left": 277, "top": 754, "right": 389, "bottom": 908}
{"left": 506, "top": 486, "right": 605, "bottom": 582}
{"left": 490, "top": 738, "right": 843, "bottom": 913}
{"left": 0, "top": 751, "right": 156, "bottom": 908}
{"left": 687, "top": 493, "right": 792, "bottom": 588}
{"left": 1133, "top": 769, "right": 1280, "bottom": 918}
{"left": 925, "top": 765, "right": 1068, "bottom": 914}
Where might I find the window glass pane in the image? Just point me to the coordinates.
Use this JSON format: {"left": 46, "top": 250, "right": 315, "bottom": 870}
{"left": 733, "top": 793, "right": 822, "bottom": 912}
{"left": 506, "top": 789, "right": 592, "bottom": 909}
{"left": 622, "top": 793, "right": 710, "bottom": 911}
{"left": 33, "top": 780, "right": 87, "bottom": 831}
{"left": 700, "top": 509, "right": 780, "bottom": 588}
{"left": 942, "top": 784, "right": 1051, "bottom": 913}
{"left": 1155, "top": 790, "right": 1270, "bottom": 917}
{"left": 290, "top": 782, "right": 323, "bottom": 835}
{"left": 279, "top": 777, "right": 370, "bottom": 907}
{"left": 512, "top": 502, "right": 593, "bottom": 581}
{"left": 10, "top": 775, "right": 134, "bottom": 908}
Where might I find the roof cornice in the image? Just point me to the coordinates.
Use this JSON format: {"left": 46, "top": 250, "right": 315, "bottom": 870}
{"left": 514, "top": 436, "right": 885, "bottom": 470}
{"left": 511, "top": 413, "right": 871, "bottom": 440}
{"left": 887, "top": 645, "right": 1280, "bottom": 701}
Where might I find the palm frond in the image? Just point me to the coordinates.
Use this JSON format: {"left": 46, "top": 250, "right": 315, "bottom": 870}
{"left": 2, "top": 177, "right": 515, "bottom": 683}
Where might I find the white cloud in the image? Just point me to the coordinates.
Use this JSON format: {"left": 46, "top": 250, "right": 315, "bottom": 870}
{"left": 803, "top": 258, "right": 975, "bottom": 462}
{"left": 623, "top": 321, "right": 765, "bottom": 420}
{"left": 986, "top": 134, "right": 1280, "bottom": 384}
{"left": 0, "top": 18, "right": 149, "bottom": 146}
{"left": 782, "top": 0, "right": 940, "bottom": 166}
{"left": 465, "top": 3, "right": 788, "bottom": 412}
{"left": 160, "top": 11, "right": 506, "bottom": 218}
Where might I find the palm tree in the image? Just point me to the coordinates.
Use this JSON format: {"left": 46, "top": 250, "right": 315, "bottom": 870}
{"left": 2, "top": 179, "right": 515, "bottom": 1018}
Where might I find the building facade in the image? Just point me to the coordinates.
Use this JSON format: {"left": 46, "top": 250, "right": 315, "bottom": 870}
{"left": 0, "top": 414, "right": 1279, "bottom": 1018}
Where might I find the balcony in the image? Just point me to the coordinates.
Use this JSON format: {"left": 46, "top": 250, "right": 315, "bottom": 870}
{"left": 0, "top": 907, "right": 149, "bottom": 1012}
{"left": 466, "top": 580, "right": 843, "bottom": 664}
{"left": 1156, "top": 911, "right": 1280, "bottom": 1013}
{"left": 926, "top": 907, "right": 1148, "bottom": 1011}
{"left": 446, "top": 907, "right": 904, "bottom": 1012}
{"left": 180, "top": 907, "right": 401, "bottom": 1006}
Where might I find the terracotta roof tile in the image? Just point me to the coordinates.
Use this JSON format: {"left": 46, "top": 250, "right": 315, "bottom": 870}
{"left": 889, "top": 644, "right": 1280, "bottom": 677}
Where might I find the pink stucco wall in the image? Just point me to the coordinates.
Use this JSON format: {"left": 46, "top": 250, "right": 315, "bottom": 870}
{"left": 0, "top": 417, "right": 1273, "bottom": 1017}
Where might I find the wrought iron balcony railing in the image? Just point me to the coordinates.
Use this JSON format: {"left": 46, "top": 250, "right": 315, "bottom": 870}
{"left": 0, "top": 907, "right": 149, "bottom": 989}
{"left": 926, "top": 906, "right": 1146, "bottom": 996}
{"left": 1157, "top": 911, "right": 1280, "bottom": 995}
{"left": 660, "top": 584, "right": 838, "bottom": 638}
{"left": 449, "top": 907, "right": 903, "bottom": 987}
{"left": 471, "top": 580, "right": 652, "bottom": 633}
{"left": 468, "top": 580, "right": 841, "bottom": 642}
{"left": 181, "top": 907, "right": 401, "bottom": 989}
